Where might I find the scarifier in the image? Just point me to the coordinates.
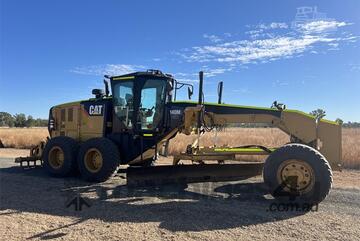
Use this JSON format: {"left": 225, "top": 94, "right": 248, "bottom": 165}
{"left": 16, "top": 70, "right": 341, "bottom": 203}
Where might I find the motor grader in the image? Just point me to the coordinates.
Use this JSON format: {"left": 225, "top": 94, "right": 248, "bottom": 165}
{"left": 16, "top": 70, "right": 341, "bottom": 203}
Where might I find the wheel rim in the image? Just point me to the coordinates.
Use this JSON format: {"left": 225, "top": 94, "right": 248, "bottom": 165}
{"left": 276, "top": 159, "right": 315, "bottom": 194}
{"left": 48, "top": 146, "right": 64, "bottom": 169}
{"left": 84, "top": 148, "right": 103, "bottom": 173}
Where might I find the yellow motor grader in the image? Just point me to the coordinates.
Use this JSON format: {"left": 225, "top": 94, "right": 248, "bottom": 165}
{"left": 16, "top": 70, "right": 341, "bottom": 203}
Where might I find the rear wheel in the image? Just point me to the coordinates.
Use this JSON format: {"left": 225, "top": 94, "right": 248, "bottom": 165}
{"left": 77, "top": 138, "right": 120, "bottom": 182}
{"left": 263, "top": 143, "right": 332, "bottom": 204}
{"left": 43, "top": 136, "right": 79, "bottom": 177}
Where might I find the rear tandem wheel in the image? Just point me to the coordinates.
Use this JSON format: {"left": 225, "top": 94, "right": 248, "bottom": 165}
{"left": 77, "top": 137, "right": 120, "bottom": 182}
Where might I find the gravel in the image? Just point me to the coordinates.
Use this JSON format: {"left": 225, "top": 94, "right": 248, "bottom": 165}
{"left": 0, "top": 157, "right": 359, "bottom": 241}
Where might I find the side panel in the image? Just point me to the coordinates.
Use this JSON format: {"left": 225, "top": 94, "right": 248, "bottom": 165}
{"left": 79, "top": 101, "right": 106, "bottom": 141}
{"left": 50, "top": 99, "right": 112, "bottom": 142}
{"left": 66, "top": 106, "right": 80, "bottom": 139}
{"left": 52, "top": 104, "right": 81, "bottom": 140}
{"left": 279, "top": 111, "right": 342, "bottom": 170}
{"left": 318, "top": 121, "right": 342, "bottom": 170}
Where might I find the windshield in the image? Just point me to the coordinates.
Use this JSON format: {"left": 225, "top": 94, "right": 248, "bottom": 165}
{"left": 112, "top": 78, "right": 166, "bottom": 131}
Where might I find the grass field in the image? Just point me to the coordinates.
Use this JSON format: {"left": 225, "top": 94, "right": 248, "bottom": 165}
{"left": 0, "top": 127, "right": 359, "bottom": 169}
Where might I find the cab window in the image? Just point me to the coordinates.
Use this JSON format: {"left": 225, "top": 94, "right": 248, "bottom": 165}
{"left": 113, "top": 81, "right": 134, "bottom": 128}
{"left": 138, "top": 79, "right": 165, "bottom": 130}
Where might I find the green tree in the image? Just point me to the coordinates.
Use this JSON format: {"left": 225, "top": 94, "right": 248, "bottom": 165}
{"left": 0, "top": 112, "right": 15, "bottom": 127}
{"left": 34, "top": 118, "right": 48, "bottom": 127}
{"left": 309, "top": 109, "right": 326, "bottom": 119}
{"left": 343, "top": 121, "right": 360, "bottom": 128}
{"left": 14, "top": 113, "right": 27, "bottom": 127}
{"left": 26, "top": 115, "right": 35, "bottom": 127}
{"left": 335, "top": 118, "right": 344, "bottom": 125}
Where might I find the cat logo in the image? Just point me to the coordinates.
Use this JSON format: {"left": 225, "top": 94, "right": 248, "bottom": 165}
{"left": 89, "top": 105, "right": 103, "bottom": 116}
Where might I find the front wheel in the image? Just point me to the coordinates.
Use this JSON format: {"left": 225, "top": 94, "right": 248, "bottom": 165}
{"left": 77, "top": 138, "right": 120, "bottom": 182}
{"left": 263, "top": 143, "right": 333, "bottom": 204}
{"left": 43, "top": 136, "right": 79, "bottom": 177}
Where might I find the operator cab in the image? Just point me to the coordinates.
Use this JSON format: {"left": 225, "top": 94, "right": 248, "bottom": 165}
{"left": 110, "top": 69, "right": 173, "bottom": 135}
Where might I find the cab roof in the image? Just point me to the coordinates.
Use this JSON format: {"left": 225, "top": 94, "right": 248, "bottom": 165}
{"left": 110, "top": 69, "right": 173, "bottom": 80}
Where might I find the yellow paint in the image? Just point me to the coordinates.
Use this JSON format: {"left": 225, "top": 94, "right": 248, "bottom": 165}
{"left": 112, "top": 76, "right": 135, "bottom": 80}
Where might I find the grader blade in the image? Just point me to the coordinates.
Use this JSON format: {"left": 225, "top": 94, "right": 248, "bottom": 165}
{"left": 126, "top": 163, "right": 264, "bottom": 187}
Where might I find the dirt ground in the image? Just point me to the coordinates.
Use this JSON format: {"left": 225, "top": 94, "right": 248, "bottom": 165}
{"left": 0, "top": 149, "right": 360, "bottom": 241}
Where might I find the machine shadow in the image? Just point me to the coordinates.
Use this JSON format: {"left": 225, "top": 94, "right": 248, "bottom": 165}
{"left": 0, "top": 165, "right": 308, "bottom": 235}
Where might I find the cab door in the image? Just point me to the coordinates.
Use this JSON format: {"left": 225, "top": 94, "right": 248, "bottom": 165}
{"left": 136, "top": 78, "right": 166, "bottom": 135}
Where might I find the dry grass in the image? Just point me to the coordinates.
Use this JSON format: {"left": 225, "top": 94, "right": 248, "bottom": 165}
{"left": 342, "top": 128, "right": 360, "bottom": 169}
{"left": 0, "top": 127, "right": 359, "bottom": 169}
{"left": 0, "top": 127, "right": 48, "bottom": 149}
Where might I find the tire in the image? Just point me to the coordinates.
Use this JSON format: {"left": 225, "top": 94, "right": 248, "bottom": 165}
{"left": 43, "top": 136, "right": 79, "bottom": 177}
{"left": 77, "top": 137, "right": 120, "bottom": 182}
{"left": 263, "top": 143, "right": 332, "bottom": 204}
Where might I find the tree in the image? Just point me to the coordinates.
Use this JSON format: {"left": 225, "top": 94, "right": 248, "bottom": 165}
{"left": 309, "top": 109, "right": 326, "bottom": 119}
{"left": 26, "top": 115, "right": 35, "bottom": 127}
{"left": 0, "top": 112, "right": 15, "bottom": 127}
{"left": 335, "top": 118, "right": 344, "bottom": 125}
{"left": 343, "top": 121, "right": 360, "bottom": 128}
{"left": 14, "top": 113, "right": 27, "bottom": 127}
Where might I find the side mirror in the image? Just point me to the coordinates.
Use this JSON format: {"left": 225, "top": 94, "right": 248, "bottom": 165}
{"left": 187, "top": 86, "right": 193, "bottom": 100}
{"left": 92, "top": 89, "right": 104, "bottom": 99}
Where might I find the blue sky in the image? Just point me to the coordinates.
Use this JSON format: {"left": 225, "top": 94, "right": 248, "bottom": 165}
{"left": 1, "top": 0, "right": 359, "bottom": 121}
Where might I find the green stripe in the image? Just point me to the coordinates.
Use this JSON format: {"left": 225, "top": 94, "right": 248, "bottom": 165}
{"left": 172, "top": 101, "right": 277, "bottom": 111}
{"left": 283, "top": 109, "right": 315, "bottom": 119}
{"left": 320, "top": 118, "right": 339, "bottom": 125}
{"left": 143, "top": 133, "right": 153, "bottom": 137}
{"left": 214, "top": 148, "right": 276, "bottom": 152}
{"left": 284, "top": 109, "right": 339, "bottom": 125}
{"left": 173, "top": 101, "right": 339, "bottom": 125}
{"left": 54, "top": 100, "right": 83, "bottom": 108}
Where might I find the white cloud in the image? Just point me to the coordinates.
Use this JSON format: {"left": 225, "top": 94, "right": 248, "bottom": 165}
{"left": 204, "top": 67, "right": 233, "bottom": 77}
{"left": 203, "top": 34, "right": 223, "bottom": 43}
{"left": 184, "top": 35, "right": 338, "bottom": 63}
{"left": 258, "top": 22, "right": 289, "bottom": 30}
{"left": 173, "top": 67, "right": 233, "bottom": 81}
{"left": 232, "top": 88, "right": 251, "bottom": 94}
{"left": 70, "top": 64, "right": 145, "bottom": 76}
{"left": 175, "top": 78, "right": 198, "bottom": 83}
{"left": 173, "top": 72, "right": 199, "bottom": 83}
{"left": 298, "top": 20, "right": 351, "bottom": 34}
{"left": 273, "top": 80, "right": 289, "bottom": 87}
{"left": 174, "top": 67, "right": 233, "bottom": 81}
{"left": 180, "top": 19, "right": 356, "bottom": 65}
{"left": 245, "top": 22, "right": 288, "bottom": 39}
{"left": 350, "top": 63, "right": 360, "bottom": 72}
